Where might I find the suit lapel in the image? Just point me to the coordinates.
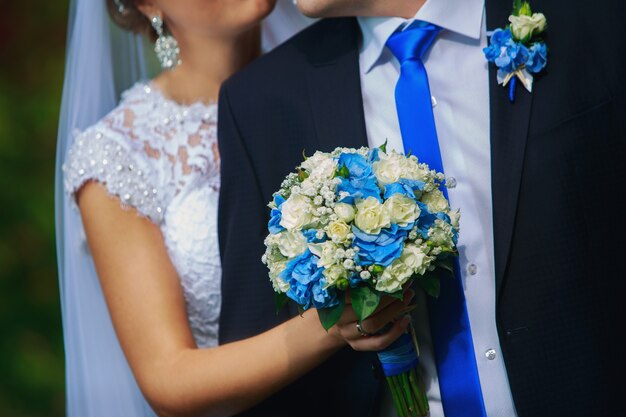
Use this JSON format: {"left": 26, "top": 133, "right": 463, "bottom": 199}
{"left": 305, "top": 18, "right": 369, "bottom": 152}
{"left": 485, "top": 1, "right": 534, "bottom": 294}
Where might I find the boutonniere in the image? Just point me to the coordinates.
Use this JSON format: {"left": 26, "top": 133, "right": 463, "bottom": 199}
{"left": 483, "top": 0, "right": 548, "bottom": 102}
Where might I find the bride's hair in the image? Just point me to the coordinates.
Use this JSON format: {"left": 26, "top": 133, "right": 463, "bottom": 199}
{"left": 106, "top": 0, "right": 157, "bottom": 41}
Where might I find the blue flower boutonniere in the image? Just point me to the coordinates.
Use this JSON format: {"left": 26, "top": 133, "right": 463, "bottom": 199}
{"left": 484, "top": 0, "right": 548, "bottom": 102}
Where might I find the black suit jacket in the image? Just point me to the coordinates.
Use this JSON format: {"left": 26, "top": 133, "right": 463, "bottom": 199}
{"left": 218, "top": 1, "right": 625, "bottom": 416}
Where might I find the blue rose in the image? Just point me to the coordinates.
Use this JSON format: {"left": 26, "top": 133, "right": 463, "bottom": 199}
{"left": 282, "top": 250, "right": 337, "bottom": 309}
{"left": 483, "top": 28, "right": 512, "bottom": 62}
{"left": 484, "top": 28, "right": 529, "bottom": 73}
{"left": 349, "top": 273, "right": 364, "bottom": 288}
{"left": 338, "top": 153, "right": 374, "bottom": 179}
{"left": 415, "top": 204, "right": 456, "bottom": 241}
{"left": 353, "top": 224, "right": 407, "bottom": 267}
{"left": 526, "top": 42, "right": 547, "bottom": 73}
{"left": 496, "top": 41, "right": 529, "bottom": 73}
{"left": 368, "top": 148, "right": 381, "bottom": 163}
{"left": 383, "top": 179, "right": 425, "bottom": 200}
{"left": 302, "top": 229, "right": 326, "bottom": 243}
{"left": 415, "top": 202, "right": 437, "bottom": 239}
{"left": 337, "top": 176, "right": 382, "bottom": 203}
{"left": 311, "top": 277, "right": 339, "bottom": 309}
{"left": 335, "top": 152, "right": 382, "bottom": 203}
{"left": 268, "top": 194, "right": 286, "bottom": 234}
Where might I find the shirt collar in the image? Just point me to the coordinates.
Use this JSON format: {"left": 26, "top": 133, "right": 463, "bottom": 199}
{"left": 357, "top": 0, "right": 485, "bottom": 73}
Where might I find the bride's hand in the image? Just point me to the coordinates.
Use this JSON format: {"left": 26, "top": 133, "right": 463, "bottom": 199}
{"left": 325, "top": 288, "right": 415, "bottom": 352}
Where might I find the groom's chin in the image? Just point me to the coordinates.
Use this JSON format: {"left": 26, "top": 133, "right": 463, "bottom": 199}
{"left": 295, "top": 0, "right": 359, "bottom": 18}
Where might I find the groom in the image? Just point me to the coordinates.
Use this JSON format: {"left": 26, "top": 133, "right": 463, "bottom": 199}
{"left": 218, "top": 0, "right": 624, "bottom": 416}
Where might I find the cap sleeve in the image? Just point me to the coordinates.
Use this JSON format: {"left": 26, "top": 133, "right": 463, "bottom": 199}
{"left": 64, "top": 126, "right": 166, "bottom": 224}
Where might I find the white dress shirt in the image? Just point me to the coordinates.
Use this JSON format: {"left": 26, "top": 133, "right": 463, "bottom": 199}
{"left": 357, "top": 1, "right": 518, "bottom": 416}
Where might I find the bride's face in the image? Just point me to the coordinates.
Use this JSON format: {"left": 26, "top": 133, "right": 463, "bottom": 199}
{"left": 148, "top": 0, "right": 276, "bottom": 37}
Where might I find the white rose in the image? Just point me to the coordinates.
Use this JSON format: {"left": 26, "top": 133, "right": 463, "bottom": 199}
{"left": 275, "top": 230, "right": 308, "bottom": 258}
{"left": 401, "top": 244, "right": 432, "bottom": 276}
{"left": 384, "top": 194, "right": 420, "bottom": 227}
{"left": 354, "top": 196, "right": 391, "bottom": 234}
{"left": 269, "top": 261, "right": 290, "bottom": 293}
{"left": 326, "top": 220, "right": 351, "bottom": 243}
{"left": 400, "top": 157, "right": 431, "bottom": 183}
{"left": 309, "top": 241, "right": 341, "bottom": 268}
{"left": 372, "top": 153, "right": 404, "bottom": 185}
{"left": 334, "top": 203, "right": 356, "bottom": 223}
{"left": 421, "top": 189, "right": 449, "bottom": 213}
{"left": 310, "top": 157, "right": 338, "bottom": 180}
{"left": 300, "top": 151, "right": 327, "bottom": 172}
{"left": 509, "top": 13, "right": 547, "bottom": 41}
{"left": 375, "top": 259, "right": 413, "bottom": 293}
{"left": 323, "top": 264, "right": 347, "bottom": 288}
{"left": 280, "top": 194, "right": 314, "bottom": 231}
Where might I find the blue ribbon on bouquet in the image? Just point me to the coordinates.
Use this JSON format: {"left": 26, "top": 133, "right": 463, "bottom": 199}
{"left": 377, "top": 333, "right": 419, "bottom": 377}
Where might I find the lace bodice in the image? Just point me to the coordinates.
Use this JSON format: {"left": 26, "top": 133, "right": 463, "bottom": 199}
{"left": 64, "top": 82, "right": 221, "bottom": 348}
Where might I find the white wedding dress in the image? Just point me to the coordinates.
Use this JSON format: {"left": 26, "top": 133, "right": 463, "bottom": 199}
{"left": 64, "top": 82, "right": 221, "bottom": 348}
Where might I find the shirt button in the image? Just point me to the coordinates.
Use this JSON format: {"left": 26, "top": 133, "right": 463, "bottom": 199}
{"left": 446, "top": 177, "right": 457, "bottom": 188}
{"left": 467, "top": 263, "right": 478, "bottom": 275}
{"left": 431, "top": 96, "right": 438, "bottom": 108}
{"left": 485, "top": 349, "right": 497, "bottom": 360}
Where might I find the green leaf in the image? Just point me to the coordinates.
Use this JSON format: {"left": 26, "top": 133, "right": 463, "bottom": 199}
{"left": 297, "top": 168, "right": 309, "bottom": 182}
{"left": 351, "top": 285, "right": 381, "bottom": 321}
{"left": 336, "top": 278, "right": 349, "bottom": 291}
{"left": 337, "top": 164, "right": 350, "bottom": 178}
{"left": 274, "top": 292, "right": 289, "bottom": 315}
{"left": 387, "top": 290, "right": 405, "bottom": 301}
{"left": 512, "top": 0, "right": 531, "bottom": 16}
{"left": 417, "top": 272, "right": 441, "bottom": 299}
{"left": 437, "top": 258, "right": 454, "bottom": 275}
{"left": 370, "top": 264, "right": 385, "bottom": 275}
{"left": 519, "top": 2, "right": 532, "bottom": 16}
{"left": 318, "top": 298, "right": 345, "bottom": 331}
{"left": 302, "top": 149, "right": 308, "bottom": 161}
{"left": 379, "top": 139, "right": 388, "bottom": 153}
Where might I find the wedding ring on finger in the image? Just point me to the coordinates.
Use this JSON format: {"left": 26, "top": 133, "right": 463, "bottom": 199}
{"left": 356, "top": 321, "right": 375, "bottom": 337}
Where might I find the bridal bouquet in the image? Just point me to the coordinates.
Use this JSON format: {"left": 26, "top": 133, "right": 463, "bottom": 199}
{"left": 262, "top": 145, "right": 459, "bottom": 417}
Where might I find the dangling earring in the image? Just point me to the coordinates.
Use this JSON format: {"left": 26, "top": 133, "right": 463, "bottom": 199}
{"left": 151, "top": 15, "right": 181, "bottom": 70}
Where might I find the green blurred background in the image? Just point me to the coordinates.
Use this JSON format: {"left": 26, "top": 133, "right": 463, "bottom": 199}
{"left": 1, "top": 2, "right": 70, "bottom": 416}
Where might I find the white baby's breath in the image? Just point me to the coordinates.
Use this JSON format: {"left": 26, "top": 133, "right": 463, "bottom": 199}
{"left": 428, "top": 219, "right": 455, "bottom": 249}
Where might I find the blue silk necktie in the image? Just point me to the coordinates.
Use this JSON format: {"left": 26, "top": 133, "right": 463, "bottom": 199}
{"left": 387, "top": 22, "right": 487, "bottom": 417}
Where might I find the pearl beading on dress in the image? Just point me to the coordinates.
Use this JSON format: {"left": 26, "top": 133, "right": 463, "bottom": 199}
{"left": 64, "top": 131, "right": 165, "bottom": 222}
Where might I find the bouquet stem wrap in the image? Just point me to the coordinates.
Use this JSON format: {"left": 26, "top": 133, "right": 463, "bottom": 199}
{"left": 378, "top": 332, "right": 428, "bottom": 417}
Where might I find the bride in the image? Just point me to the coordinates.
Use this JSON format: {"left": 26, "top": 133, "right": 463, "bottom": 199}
{"left": 55, "top": 0, "right": 414, "bottom": 416}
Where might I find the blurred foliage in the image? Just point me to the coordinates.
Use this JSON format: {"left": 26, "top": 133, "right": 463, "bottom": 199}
{"left": 0, "top": 2, "right": 69, "bottom": 416}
